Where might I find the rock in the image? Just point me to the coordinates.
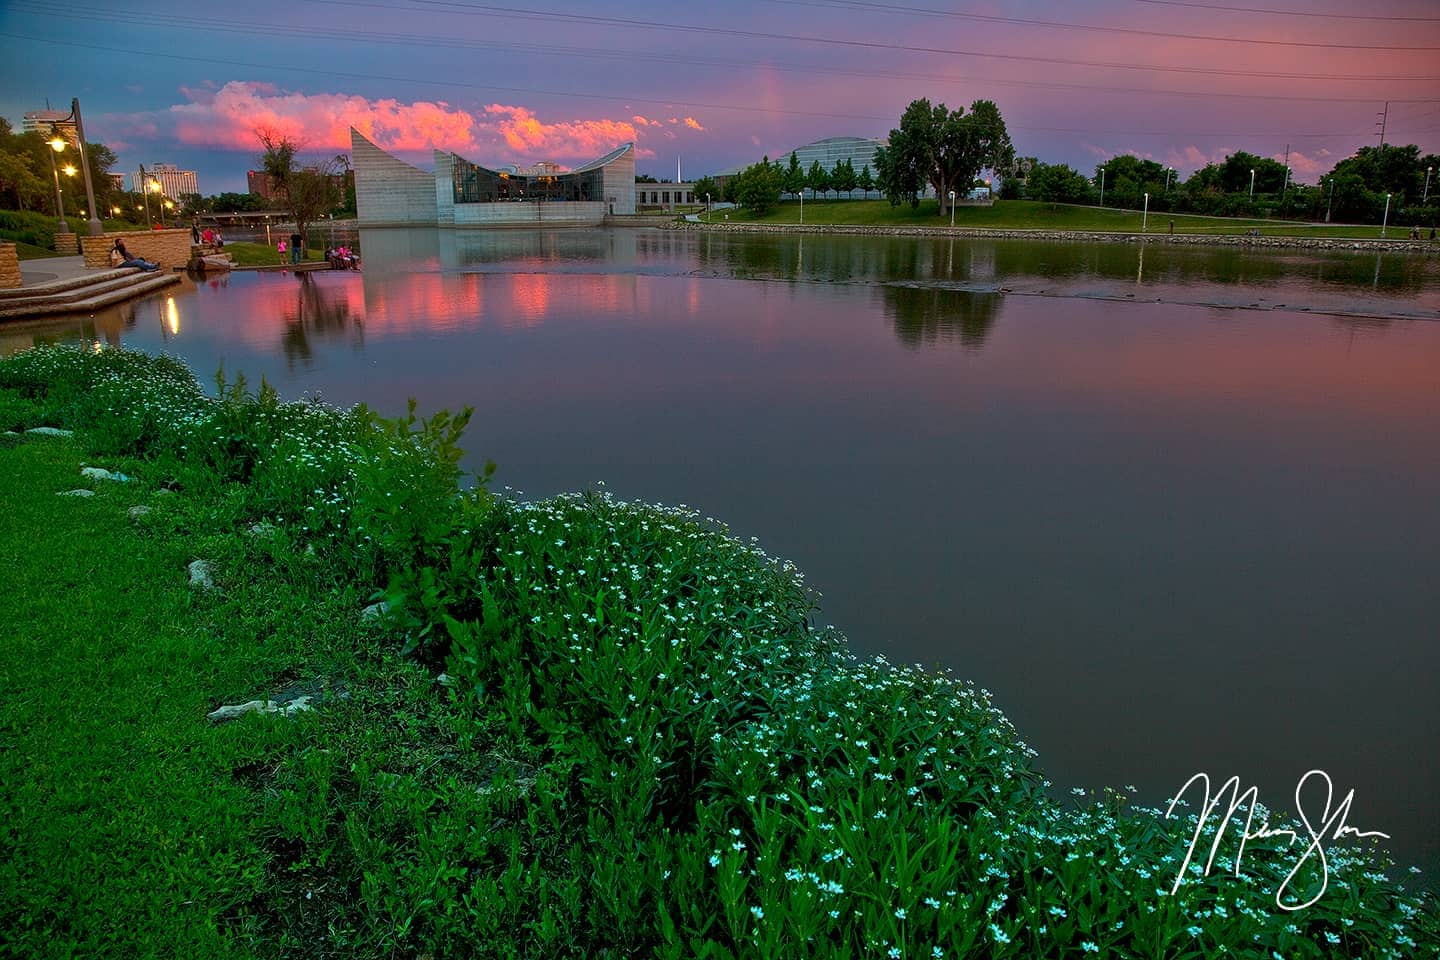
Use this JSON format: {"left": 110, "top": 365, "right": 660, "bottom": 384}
{"left": 188, "top": 559, "right": 215, "bottom": 591}
{"left": 80, "top": 467, "right": 129, "bottom": 482}
{"left": 57, "top": 489, "right": 95, "bottom": 498}
{"left": 435, "top": 672, "right": 455, "bottom": 687}
{"left": 206, "top": 696, "right": 315, "bottom": 723}
{"left": 26, "top": 427, "right": 73, "bottom": 437}
{"left": 246, "top": 521, "right": 277, "bottom": 539}
{"left": 360, "top": 600, "right": 392, "bottom": 622}
{"left": 2, "top": 431, "right": 18, "bottom": 437}
{"left": 128, "top": 505, "right": 152, "bottom": 519}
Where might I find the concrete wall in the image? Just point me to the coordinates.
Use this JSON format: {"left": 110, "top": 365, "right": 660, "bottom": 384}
{"left": 351, "top": 128, "right": 438, "bottom": 227}
{"left": 0, "top": 242, "right": 19, "bottom": 289}
{"left": 80, "top": 229, "right": 190, "bottom": 269}
{"left": 451, "top": 202, "right": 607, "bottom": 227}
{"left": 433, "top": 150, "right": 455, "bottom": 226}
{"left": 602, "top": 147, "right": 636, "bottom": 215}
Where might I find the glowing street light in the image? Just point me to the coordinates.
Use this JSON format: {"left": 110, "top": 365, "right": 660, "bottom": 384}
{"left": 42, "top": 99, "right": 102, "bottom": 236}
{"left": 1425, "top": 166, "right": 1433, "bottom": 205}
{"left": 1165, "top": 167, "right": 1174, "bottom": 192}
{"left": 948, "top": 189, "right": 956, "bottom": 227}
{"left": 1143, "top": 192, "right": 1150, "bottom": 233}
{"left": 1381, "top": 192, "right": 1392, "bottom": 238}
{"left": 1099, "top": 167, "right": 1106, "bottom": 207}
{"left": 1249, "top": 168, "right": 1256, "bottom": 199}
{"left": 46, "top": 126, "right": 70, "bottom": 234}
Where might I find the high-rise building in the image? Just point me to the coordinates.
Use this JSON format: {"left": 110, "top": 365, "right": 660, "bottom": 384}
{"left": 131, "top": 163, "right": 199, "bottom": 200}
{"left": 22, "top": 110, "right": 78, "bottom": 147}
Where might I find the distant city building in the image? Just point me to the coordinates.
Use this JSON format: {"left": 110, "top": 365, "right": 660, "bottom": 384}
{"left": 351, "top": 128, "right": 636, "bottom": 227}
{"left": 636, "top": 182, "right": 699, "bottom": 209}
{"left": 22, "top": 110, "right": 78, "bottom": 147}
{"left": 132, "top": 163, "right": 199, "bottom": 200}
{"left": 248, "top": 168, "right": 355, "bottom": 205}
{"left": 716, "top": 135, "right": 939, "bottom": 199}
{"left": 107, "top": 173, "right": 126, "bottom": 192}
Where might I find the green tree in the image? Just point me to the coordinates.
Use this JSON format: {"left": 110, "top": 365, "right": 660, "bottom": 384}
{"left": 1324, "top": 144, "right": 1437, "bottom": 205}
{"left": 259, "top": 131, "right": 344, "bottom": 250}
{"left": 0, "top": 145, "right": 46, "bottom": 212}
{"left": 733, "top": 158, "right": 782, "bottom": 214}
{"left": 806, "top": 160, "right": 829, "bottom": 200}
{"left": 784, "top": 152, "right": 804, "bottom": 197}
{"left": 691, "top": 176, "right": 718, "bottom": 205}
{"left": 1027, "top": 162, "right": 1090, "bottom": 204}
{"left": 857, "top": 164, "right": 875, "bottom": 197}
{"left": 832, "top": 158, "right": 858, "bottom": 198}
{"left": 873, "top": 98, "right": 1014, "bottom": 216}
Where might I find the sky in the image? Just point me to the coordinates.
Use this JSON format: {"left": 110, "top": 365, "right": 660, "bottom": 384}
{"left": 2, "top": 0, "right": 1437, "bottom": 195}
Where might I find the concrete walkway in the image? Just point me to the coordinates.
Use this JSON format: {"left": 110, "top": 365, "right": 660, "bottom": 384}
{"left": 17, "top": 255, "right": 104, "bottom": 288}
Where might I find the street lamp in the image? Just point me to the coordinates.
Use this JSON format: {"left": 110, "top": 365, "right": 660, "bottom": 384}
{"left": 1165, "top": 167, "right": 1173, "bottom": 192}
{"left": 1248, "top": 168, "right": 1256, "bottom": 199}
{"left": 1099, "top": 167, "right": 1106, "bottom": 207}
{"left": 705, "top": 192, "right": 710, "bottom": 222}
{"left": 42, "top": 99, "right": 102, "bottom": 236}
{"left": 149, "top": 178, "right": 165, "bottom": 227}
{"left": 948, "top": 189, "right": 956, "bottom": 227}
{"left": 1143, "top": 191, "right": 1150, "bottom": 233}
{"left": 1425, "top": 166, "right": 1433, "bottom": 205}
{"left": 1325, "top": 177, "right": 1334, "bottom": 223}
{"left": 1381, "top": 192, "right": 1392, "bottom": 238}
{"left": 46, "top": 131, "right": 70, "bottom": 234}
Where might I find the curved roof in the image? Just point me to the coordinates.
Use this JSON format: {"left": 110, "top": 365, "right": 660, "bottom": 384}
{"left": 447, "top": 141, "right": 634, "bottom": 178}
{"left": 571, "top": 142, "right": 635, "bottom": 174}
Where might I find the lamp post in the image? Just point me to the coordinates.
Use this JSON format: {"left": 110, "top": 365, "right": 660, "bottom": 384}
{"left": 44, "top": 100, "right": 102, "bottom": 236}
{"left": 948, "top": 189, "right": 956, "bottom": 228}
{"left": 1381, "top": 192, "right": 1391, "bottom": 237}
{"left": 1099, "top": 167, "right": 1105, "bottom": 207}
{"left": 1325, "top": 178, "right": 1334, "bottom": 223}
{"left": 1425, "top": 166, "right": 1433, "bottom": 205}
{"left": 799, "top": 187, "right": 803, "bottom": 225}
{"left": 1165, "top": 167, "right": 1173, "bottom": 192}
{"left": 1248, "top": 168, "right": 1256, "bottom": 199}
{"left": 1143, "top": 192, "right": 1150, "bottom": 233}
{"left": 705, "top": 192, "right": 710, "bottom": 222}
{"left": 47, "top": 131, "right": 70, "bottom": 235}
{"left": 138, "top": 163, "right": 153, "bottom": 227}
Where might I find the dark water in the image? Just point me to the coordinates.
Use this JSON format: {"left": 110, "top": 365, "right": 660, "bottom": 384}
{"left": 8, "top": 228, "right": 1438, "bottom": 884}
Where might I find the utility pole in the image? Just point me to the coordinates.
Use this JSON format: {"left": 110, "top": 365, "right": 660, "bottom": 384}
{"left": 1376, "top": 101, "right": 1390, "bottom": 149}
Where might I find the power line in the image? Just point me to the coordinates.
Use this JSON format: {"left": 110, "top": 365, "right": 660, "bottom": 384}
{"left": 767, "top": 0, "right": 1440, "bottom": 50}
{"left": 15, "top": 2, "right": 1438, "bottom": 107}
{"left": 399, "top": 0, "right": 1440, "bottom": 81}
{"left": 8, "top": 31, "right": 1429, "bottom": 146}
{"left": 1133, "top": 0, "right": 1440, "bottom": 21}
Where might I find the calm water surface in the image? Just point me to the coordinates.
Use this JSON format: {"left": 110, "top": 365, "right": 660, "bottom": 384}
{"left": 10, "top": 228, "right": 1439, "bottom": 881}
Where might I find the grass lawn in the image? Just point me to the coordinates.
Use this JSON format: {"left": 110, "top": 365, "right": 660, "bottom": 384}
{"left": 221, "top": 242, "right": 329, "bottom": 267}
{"left": 13, "top": 241, "right": 60, "bottom": 259}
{"left": 705, "top": 198, "right": 1415, "bottom": 239}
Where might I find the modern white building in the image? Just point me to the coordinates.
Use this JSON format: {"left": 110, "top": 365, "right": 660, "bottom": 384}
{"left": 131, "top": 164, "right": 199, "bottom": 200}
{"left": 22, "top": 110, "right": 77, "bottom": 147}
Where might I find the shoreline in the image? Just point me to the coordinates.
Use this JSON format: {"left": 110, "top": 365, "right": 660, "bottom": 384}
{"left": 668, "top": 219, "right": 1439, "bottom": 253}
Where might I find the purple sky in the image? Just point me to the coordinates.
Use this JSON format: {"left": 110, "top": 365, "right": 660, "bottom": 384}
{"left": 3, "top": 0, "right": 1437, "bottom": 194}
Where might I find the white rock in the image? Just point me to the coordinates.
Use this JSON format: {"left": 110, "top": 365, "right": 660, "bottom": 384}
{"left": 80, "top": 467, "right": 129, "bottom": 482}
{"left": 246, "top": 521, "right": 277, "bottom": 539}
{"left": 26, "top": 427, "right": 73, "bottom": 437}
{"left": 206, "top": 696, "right": 315, "bottom": 723}
{"left": 188, "top": 559, "right": 215, "bottom": 591}
{"left": 57, "top": 489, "right": 95, "bottom": 498}
{"left": 128, "top": 505, "right": 152, "bottom": 519}
{"left": 360, "top": 600, "right": 392, "bottom": 621}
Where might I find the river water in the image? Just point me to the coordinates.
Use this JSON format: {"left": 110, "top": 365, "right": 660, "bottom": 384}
{"left": 8, "top": 227, "right": 1438, "bottom": 882}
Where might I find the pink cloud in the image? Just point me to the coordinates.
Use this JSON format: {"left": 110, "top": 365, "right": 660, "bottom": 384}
{"left": 683, "top": 117, "right": 705, "bottom": 132}
{"left": 482, "top": 103, "right": 641, "bottom": 161}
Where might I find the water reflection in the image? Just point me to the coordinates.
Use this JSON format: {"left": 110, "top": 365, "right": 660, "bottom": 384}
{"left": 279, "top": 274, "right": 365, "bottom": 369}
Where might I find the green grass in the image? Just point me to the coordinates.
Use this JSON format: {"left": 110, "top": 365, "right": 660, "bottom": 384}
{"left": 1, "top": 346, "right": 1436, "bottom": 959}
{"left": 222, "top": 242, "right": 328, "bottom": 268}
{"left": 708, "top": 198, "right": 1416, "bottom": 239}
{"left": 13, "top": 240, "right": 61, "bottom": 259}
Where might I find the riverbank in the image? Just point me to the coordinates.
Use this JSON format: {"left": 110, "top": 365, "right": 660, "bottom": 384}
{"left": 670, "top": 219, "right": 1437, "bottom": 253}
{"left": 1, "top": 346, "right": 1435, "bottom": 959}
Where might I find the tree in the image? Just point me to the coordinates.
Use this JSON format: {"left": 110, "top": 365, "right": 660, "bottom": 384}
{"left": 636, "top": 174, "right": 658, "bottom": 183}
{"left": 806, "top": 160, "right": 829, "bottom": 200}
{"left": 832, "top": 158, "right": 858, "bottom": 199}
{"left": 732, "top": 158, "right": 782, "bottom": 214}
{"left": 258, "top": 130, "right": 344, "bottom": 250}
{"left": 857, "top": 164, "right": 875, "bottom": 197}
{"left": 874, "top": 98, "right": 1014, "bottom": 216}
{"left": 1324, "top": 144, "right": 1438, "bottom": 205}
{"left": 692, "top": 176, "right": 718, "bottom": 205}
{"left": 0, "top": 145, "right": 45, "bottom": 212}
{"left": 1027, "top": 162, "right": 1090, "bottom": 204}
{"left": 784, "top": 152, "right": 804, "bottom": 197}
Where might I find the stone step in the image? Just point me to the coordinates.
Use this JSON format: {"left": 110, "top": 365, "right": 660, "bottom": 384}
{"left": 0, "top": 267, "right": 144, "bottom": 301}
{"left": 0, "top": 272, "right": 169, "bottom": 311}
{"left": 0, "top": 273, "right": 181, "bottom": 320}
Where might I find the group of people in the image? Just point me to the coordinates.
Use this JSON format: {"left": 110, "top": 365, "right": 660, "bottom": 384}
{"left": 325, "top": 245, "right": 359, "bottom": 270}
{"left": 190, "top": 222, "right": 224, "bottom": 247}
{"left": 277, "top": 232, "right": 304, "bottom": 265}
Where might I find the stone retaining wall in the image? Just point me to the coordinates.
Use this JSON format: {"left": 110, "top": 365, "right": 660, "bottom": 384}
{"left": 0, "top": 242, "right": 20, "bottom": 289}
{"left": 80, "top": 229, "right": 191, "bottom": 269}
{"left": 668, "top": 221, "right": 1437, "bottom": 253}
{"left": 54, "top": 233, "right": 79, "bottom": 256}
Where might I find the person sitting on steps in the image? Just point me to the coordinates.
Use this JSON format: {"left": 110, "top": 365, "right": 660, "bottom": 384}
{"left": 109, "top": 239, "right": 159, "bottom": 272}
